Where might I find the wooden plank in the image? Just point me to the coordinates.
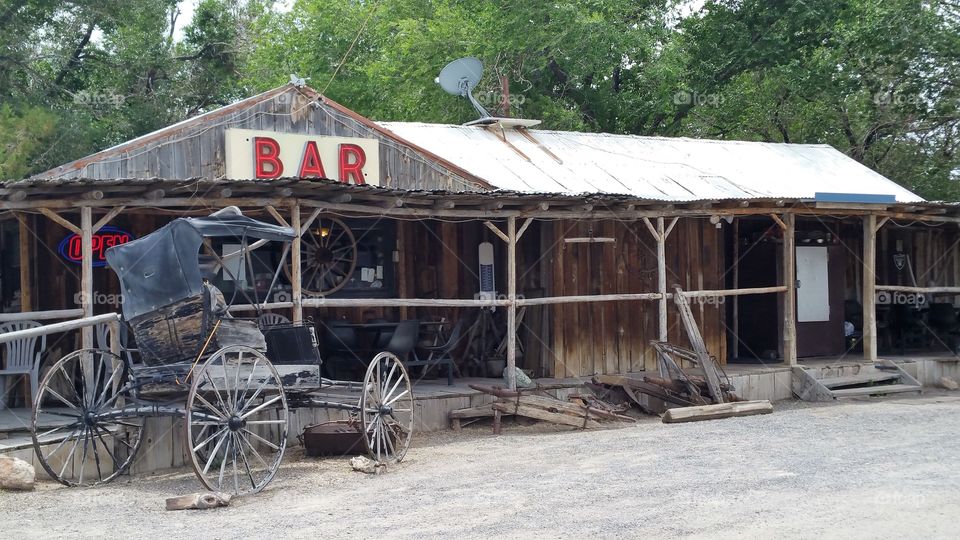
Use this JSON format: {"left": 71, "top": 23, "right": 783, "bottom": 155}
{"left": 830, "top": 384, "right": 921, "bottom": 397}
{"left": 862, "top": 214, "right": 877, "bottom": 361}
{"left": 506, "top": 216, "right": 517, "bottom": 389}
{"left": 80, "top": 206, "right": 93, "bottom": 349}
{"left": 790, "top": 367, "right": 835, "bottom": 402}
{"left": 291, "top": 204, "right": 302, "bottom": 323}
{"left": 492, "top": 401, "right": 602, "bottom": 429}
{"left": 782, "top": 213, "right": 797, "bottom": 365}
{"left": 662, "top": 400, "right": 773, "bottom": 424}
{"left": 820, "top": 373, "right": 899, "bottom": 389}
{"left": 17, "top": 215, "right": 32, "bottom": 312}
{"left": 39, "top": 208, "right": 81, "bottom": 234}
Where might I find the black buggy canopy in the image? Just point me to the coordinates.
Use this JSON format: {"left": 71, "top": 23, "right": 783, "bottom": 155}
{"left": 105, "top": 207, "right": 296, "bottom": 320}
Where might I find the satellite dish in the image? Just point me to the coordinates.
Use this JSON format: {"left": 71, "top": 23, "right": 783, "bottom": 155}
{"left": 436, "top": 57, "right": 491, "bottom": 119}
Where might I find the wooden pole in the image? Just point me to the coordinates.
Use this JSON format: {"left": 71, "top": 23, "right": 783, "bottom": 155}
{"left": 80, "top": 206, "right": 93, "bottom": 350}
{"left": 291, "top": 204, "right": 303, "bottom": 323}
{"left": 506, "top": 216, "right": 517, "bottom": 390}
{"left": 657, "top": 217, "right": 667, "bottom": 341}
{"left": 782, "top": 213, "right": 797, "bottom": 365}
{"left": 863, "top": 214, "right": 878, "bottom": 361}
{"left": 17, "top": 215, "right": 32, "bottom": 312}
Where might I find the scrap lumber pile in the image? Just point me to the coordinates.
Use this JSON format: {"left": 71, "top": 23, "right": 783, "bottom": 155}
{"left": 591, "top": 287, "right": 773, "bottom": 423}
{"left": 450, "top": 384, "right": 634, "bottom": 433}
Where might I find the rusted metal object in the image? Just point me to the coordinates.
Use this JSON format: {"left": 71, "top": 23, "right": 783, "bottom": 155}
{"left": 302, "top": 421, "right": 367, "bottom": 457}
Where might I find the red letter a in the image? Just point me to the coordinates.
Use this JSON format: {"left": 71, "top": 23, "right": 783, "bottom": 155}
{"left": 298, "top": 141, "right": 327, "bottom": 178}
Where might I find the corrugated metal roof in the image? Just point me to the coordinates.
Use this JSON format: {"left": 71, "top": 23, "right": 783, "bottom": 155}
{"left": 377, "top": 122, "right": 924, "bottom": 203}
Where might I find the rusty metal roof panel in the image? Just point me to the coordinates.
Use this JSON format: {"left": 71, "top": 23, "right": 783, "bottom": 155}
{"left": 377, "top": 122, "right": 924, "bottom": 203}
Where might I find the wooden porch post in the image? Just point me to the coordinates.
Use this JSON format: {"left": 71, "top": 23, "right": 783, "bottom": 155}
{"left": 506, "top": 216, "right": 517, "bottom": 390}
{"left": 863, "top": 214, "right": 878, "bottom": 361}
{"left": 656, "top": 217, "right": 668, "bottom": 341}
{"left": 80, "top": 206, "right": 93, "bottom": 349}
{"left": 782, "top": 213, "right": 797, "bottom": 365}
{"left": 17, "top": 215, "right": 32, "bottom": 312}
{"left": 291, "top": 204, "right": 303, "bottom": 323}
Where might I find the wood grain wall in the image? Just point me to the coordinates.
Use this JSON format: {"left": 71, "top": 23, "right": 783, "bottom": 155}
{"left": 34, "top": 87, "right": 481, "bottom": 192}
{"left": 546, "top": 218, "right": 726, "bottom": 377}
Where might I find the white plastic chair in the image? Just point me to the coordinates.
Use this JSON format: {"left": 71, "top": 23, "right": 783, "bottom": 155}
{"left": 0, "top": 320, "right": 47, "bottom": 407}
{"left": 95, "top": 321, "right": 137, "bottom": 365}
{"left": 257, "top": 312, "right": 290, "bottom": 329}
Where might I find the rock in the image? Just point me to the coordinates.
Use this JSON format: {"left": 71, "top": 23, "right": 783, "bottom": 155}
{"left": 939, "top": 376, "right": 959, "bottom": 390}
{"left": 0, "top": 456, "right": 35, "bottom": 491}
{"left": 350, "top": 455, "right": 385, "bottom": 475}
{"left": 165, "top": 492, "right": 231, "bottom": 511}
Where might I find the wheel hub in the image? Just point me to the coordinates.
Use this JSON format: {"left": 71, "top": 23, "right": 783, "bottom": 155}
{"left": 84, "top": 412, "right": 98, "bottom": 428}
{"left": 227, "top": 416, "right": 246, "bottom": 432}
{"left": 378, "top": 405, "right": 393, "bottom": 416}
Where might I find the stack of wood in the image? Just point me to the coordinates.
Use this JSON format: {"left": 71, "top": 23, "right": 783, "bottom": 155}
{"left": 449, "top": 384, "right": 634, "bottom": 433}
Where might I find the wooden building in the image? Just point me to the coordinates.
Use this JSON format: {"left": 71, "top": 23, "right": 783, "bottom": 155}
{"left": 3, "top": 83, "right": 960, "bottom": 397}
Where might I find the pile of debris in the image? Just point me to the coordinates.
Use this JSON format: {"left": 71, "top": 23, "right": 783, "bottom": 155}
{"left": 449, "top": 287, "right": 773, "bottom": 431}
{"left": 450, "top": 384, "right": 634, "bottom": 433}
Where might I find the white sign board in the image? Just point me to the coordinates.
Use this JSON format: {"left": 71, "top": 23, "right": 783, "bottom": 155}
{"left": 796, "top": 246, "right": 830, "bottom": 322}
{"left": 224, "top": 128, "right": 380, "bottom": 185}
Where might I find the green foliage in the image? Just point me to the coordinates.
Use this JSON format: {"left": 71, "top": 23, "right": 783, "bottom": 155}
{"left": 0, "top": 0, "right": 957, "bottom": 200}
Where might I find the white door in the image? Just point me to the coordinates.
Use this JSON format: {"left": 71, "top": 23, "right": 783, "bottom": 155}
{"left": 796, "top": 246, "right": 830, "bottom": 322}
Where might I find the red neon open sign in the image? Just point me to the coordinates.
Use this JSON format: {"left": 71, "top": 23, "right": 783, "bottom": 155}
{"left": 57, "top": 226, "right": 134, "bottom": 267}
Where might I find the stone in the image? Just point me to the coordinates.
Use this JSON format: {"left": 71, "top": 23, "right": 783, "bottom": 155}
{"left": 350, "top": 455, "right": 385, "bottom": 475}
{"left": 0, "top": 456, "right": 35, "bottom": 491}
{"left": 939, "top": 376, "right": 959, "bottom": 391}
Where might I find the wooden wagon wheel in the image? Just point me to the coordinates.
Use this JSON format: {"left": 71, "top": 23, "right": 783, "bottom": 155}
{"left": 31, "top": 349, "right": 144, "bottom": 487}
{"left": 285, "top": 215, "right": 357, "bottom": 296}
{"left": 360, "top": 352, "right": 414, "bottom": 464}
{"left": 186, "top": 345, "right": 288, "bottom": 496}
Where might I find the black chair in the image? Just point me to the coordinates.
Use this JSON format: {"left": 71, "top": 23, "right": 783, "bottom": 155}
{"left": 384, "top": 320, "right": 420, "bottom": 361}
{"left": 321, "top": 322, "right": 361, "bottom": 379}
{"left": 928, "top": 303, "right": 960, "bottom": 353}
{"left": 408, "top": 319, "right": 465, "bottom": 386}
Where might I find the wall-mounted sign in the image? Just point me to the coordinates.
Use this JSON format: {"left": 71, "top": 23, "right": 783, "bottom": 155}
{"left": 58, "top": 226, "right": 134, "bottom": 268}
{"left": 224, "top": 128, "right": 380, "bottom": 185}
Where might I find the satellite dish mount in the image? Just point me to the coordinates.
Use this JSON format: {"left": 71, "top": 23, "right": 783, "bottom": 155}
{"left": 436, "top": 57, "right": 491, "bottom": 120}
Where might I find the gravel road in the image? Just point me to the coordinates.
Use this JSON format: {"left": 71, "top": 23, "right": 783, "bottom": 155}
{"left": 3, "top": 394, "right": 960, "bottom": 539}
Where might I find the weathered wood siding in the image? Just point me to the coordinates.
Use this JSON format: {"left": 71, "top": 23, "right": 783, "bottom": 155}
{"left": 547, "top": 218, "right": 726, "bottom": 377}
{"left": 34, "top": 87, "right": 482, "bottom": 192}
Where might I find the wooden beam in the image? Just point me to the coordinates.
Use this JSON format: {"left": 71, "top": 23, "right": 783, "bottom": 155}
{"left": 83, "top": 190, "right": 104, "bottom": 201}
{"left": 301, "top": 208, "right": 322, "bottom": 233}
{"left": 863, "top": 214, "right": 878, "bottom": 361}
{"left": 93, "top": 206, "right": 125, "bottom": 232}
{"left": 875, "top": 216, "right": 890, "bottom": 232}
{"left": 80, "top": 206, "right": 93, "bottom": 349}
{"left": 506, "top": 216, "right": 518, "bottom": 390}
{"left": 0, "top": 313, "right": 120, "bottom": 345}
{"left": 17, "top": 215, "right": 32, "bottom": 312}
{"left": 516, "top": 217, "right": 534, "bottom": 240}
{"left": 291, "top": 204, "right": 303, "bottom": 323}
{"left": 769, "top": 213, "right": 787, "bottom": 231}
{"left": 0, "top": 308, "right": 84, "bottom": 323}
{"left": 662, "top": 400, "right": 773, "bottom": 424}
{"left": 517, "top": 292, "right": 663, "bottom": 306}
{"left": 483, "top": 220, "right": 510, "bottom": 243}
{"left": 875, "top": 285, "right": 960, "bottom": 294}
{"left": 265, "top": 205, "right": 290, "bottom": 228}
{"left": 656, "top": 217, "right": 668, "bottom": 341}
{"left": 782, "top": 213, "right": 797, "bottom": 365}
{"left": 663, "top": 217, "right": 679, "bottom": 239}
{"left": 39, "top": 208, "right": 81, "bottom": 234}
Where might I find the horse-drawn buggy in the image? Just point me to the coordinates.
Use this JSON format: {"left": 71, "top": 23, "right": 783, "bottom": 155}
{"left": 30, "top": 208, "right": 414, "bottom": 495}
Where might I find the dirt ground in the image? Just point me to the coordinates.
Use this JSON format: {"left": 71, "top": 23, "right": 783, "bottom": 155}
{"left": 3, "top": 393, "right": 960, "bottom": 539}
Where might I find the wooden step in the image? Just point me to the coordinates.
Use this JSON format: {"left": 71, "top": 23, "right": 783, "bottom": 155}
{"left": 830, "top": 384, "right": 922, "bottom": 398}
{"left": 820, "top": 373, "right": 899, "bottom": 389}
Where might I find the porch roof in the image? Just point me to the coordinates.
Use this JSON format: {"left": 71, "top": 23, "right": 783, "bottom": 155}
{"left": 1, "top": 177, "right": 957, "bottom": 221}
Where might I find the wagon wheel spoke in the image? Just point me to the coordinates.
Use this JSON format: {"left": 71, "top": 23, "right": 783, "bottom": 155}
{"left": 33, "top": 349, "right": 143, "bottom": 487}
{"left": 286, "top": 215, "right": 357, "bottom": 295}
{"left": 188, "top": 345, "right": 287, "bottom": 497}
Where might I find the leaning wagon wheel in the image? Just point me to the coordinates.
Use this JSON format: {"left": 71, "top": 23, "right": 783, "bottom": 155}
{"left": 285, "top": 215, "right": 357, "bottom": 296}
{"left": 186, "top": 345, "right": 288, "bottom": 496}
{"left": 360, "top": 352, "right": 414, "bottom": 464}
{"left": 31, "top": 349, "right": 145, "bottom": 487}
